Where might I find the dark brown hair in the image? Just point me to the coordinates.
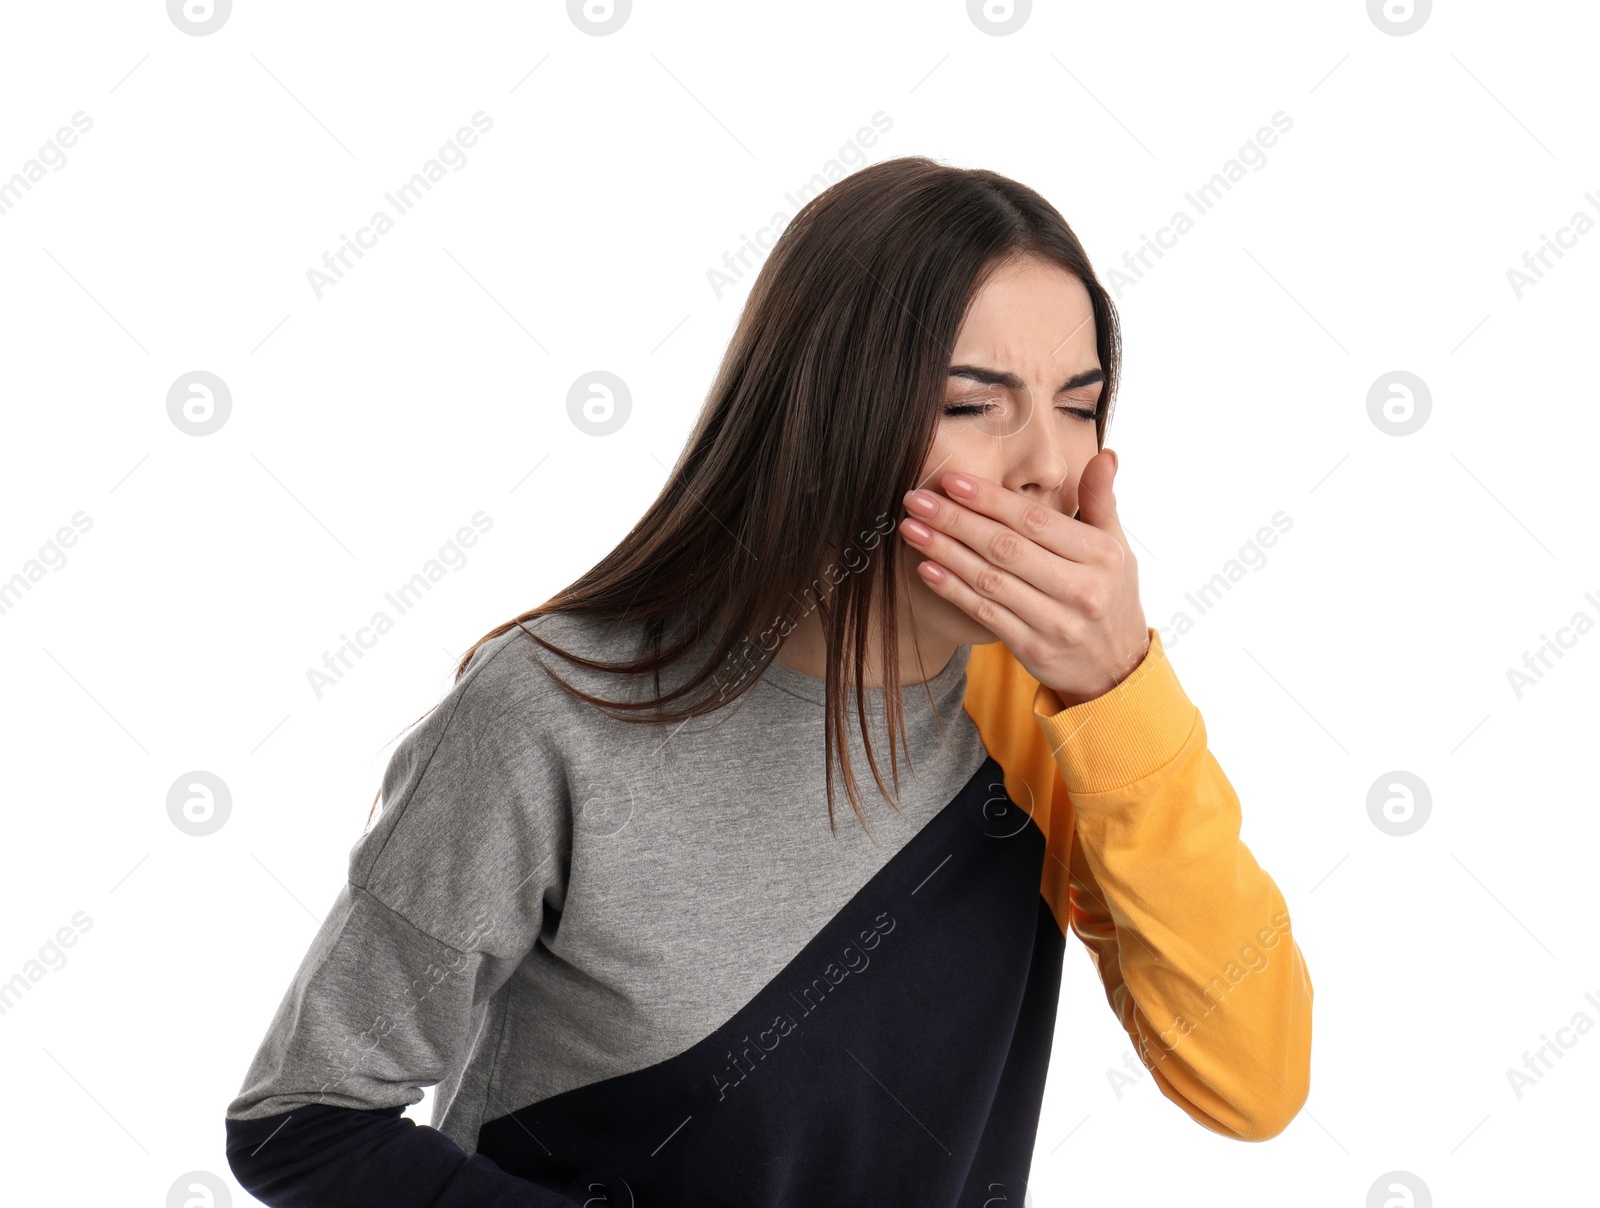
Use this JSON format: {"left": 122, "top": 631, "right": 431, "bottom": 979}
{"left": 369, "top": 155, "right": 1121, "bottom": 836}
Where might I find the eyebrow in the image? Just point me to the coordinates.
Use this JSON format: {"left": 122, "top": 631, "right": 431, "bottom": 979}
{"left": 948, "top": 364, "right": 1105, "bottom": 392}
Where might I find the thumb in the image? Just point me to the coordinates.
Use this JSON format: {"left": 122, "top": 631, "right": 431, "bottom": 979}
{"left": 1075, "top": 448, "right": 1126, "bottom": 539}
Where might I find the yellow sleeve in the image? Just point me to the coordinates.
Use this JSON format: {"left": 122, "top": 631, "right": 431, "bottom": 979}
{"left": 1031, "top": 626, "right": 1312, "bottom": 1141}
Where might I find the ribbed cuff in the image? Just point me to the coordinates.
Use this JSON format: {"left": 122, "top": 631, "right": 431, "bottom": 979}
{"left": 1030, "top": 627, "right": 1197, "bottom": 796}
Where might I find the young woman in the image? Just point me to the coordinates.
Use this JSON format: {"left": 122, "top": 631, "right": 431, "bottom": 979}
{"left": 225, "top": 156, "right": 1312, "bottom": 1207}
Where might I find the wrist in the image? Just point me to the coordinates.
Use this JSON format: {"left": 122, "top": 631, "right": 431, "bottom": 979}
{"left": 1031, "top": 628, "right": 1196, "bottom": 796}
{"left": 1050, "top": 628, "right": 1153, "bottom": 708}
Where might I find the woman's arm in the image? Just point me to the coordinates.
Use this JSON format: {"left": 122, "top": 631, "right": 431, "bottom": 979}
{"left": 1032, "top": 627, "right": 1313, "bottom": 1141}
{"left": 224, "top": 636, "right": 580, "bottom": 1206}
{"left": 226, "top": 1097, "right": 568, "bottom": 1207}
{"left": 223, "top": 883, "right": 578, "bottom": 1207}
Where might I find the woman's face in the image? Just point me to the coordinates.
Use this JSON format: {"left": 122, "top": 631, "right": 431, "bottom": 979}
{"left": 899, "top": 253, "right": 1106, "bottom": 647}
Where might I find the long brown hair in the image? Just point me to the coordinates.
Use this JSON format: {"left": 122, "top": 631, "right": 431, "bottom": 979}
{"left": 369, "top": 155, "right": 1121, "bottom": 836}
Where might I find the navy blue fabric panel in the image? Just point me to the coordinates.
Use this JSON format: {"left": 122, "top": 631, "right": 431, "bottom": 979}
{"left": 477, "top": 754, "right": 1066, "bottom": 1208}
{"left": 959, "top": 893, "right": 1065, "bottom": 1208}
{"left": 224, "top": 1103, "right": 579, "bottom": 1207}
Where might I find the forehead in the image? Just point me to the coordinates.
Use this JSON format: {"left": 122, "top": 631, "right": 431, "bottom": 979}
{"left": 950, "top": 255, "right": 1098, "bottom": 370}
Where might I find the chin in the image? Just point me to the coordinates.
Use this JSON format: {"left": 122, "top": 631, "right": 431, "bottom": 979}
{"left": 928, "top": 595, "right": 1004, "bottom": 646}
{"left": 907, "top": 576, "right": 1004, "bottom": 647}
{"left": 954, "top": 617, "right": 1004, "bottom": 645}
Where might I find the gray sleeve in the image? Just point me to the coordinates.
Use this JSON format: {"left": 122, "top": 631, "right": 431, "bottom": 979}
{"left": 227, "top": 633, "right": 573, "bottom": 1122}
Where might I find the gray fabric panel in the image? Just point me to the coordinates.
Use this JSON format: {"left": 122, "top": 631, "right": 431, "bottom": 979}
{"left": 227, "top": 610, "right": 986, "bottom": 1155}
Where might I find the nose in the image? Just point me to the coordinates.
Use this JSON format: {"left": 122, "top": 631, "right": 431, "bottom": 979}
{"left": 998, "top": 388, "right": 1073, "bottom": 505}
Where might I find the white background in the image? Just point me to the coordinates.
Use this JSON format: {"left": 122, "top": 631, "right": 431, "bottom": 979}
{"left": 1, "top": 1, "right": 1595, "bottom": 1204}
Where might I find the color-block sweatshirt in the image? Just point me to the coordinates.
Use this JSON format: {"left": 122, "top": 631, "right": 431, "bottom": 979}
{"left": 223, "top": 609, "right": 1313, "bottom": 1207}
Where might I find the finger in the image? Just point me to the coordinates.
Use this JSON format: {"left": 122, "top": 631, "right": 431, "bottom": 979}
{"left": 897, "top": 511, "right": 1085, "bottom": 637}
{"left": 933, "top": 471, "right": 1110, "bottom": 567}
{"left": 901, "top": 474, "right": 1106, "bottom": 607}
{"left": 1073, "top": 449, "right": 1130, "bottom": 548}
{"left": 900, "top": 487, "right": 1063, "bottom": 602}
{"left": 906, "top": 551, "right": 1038, "bottom": 655}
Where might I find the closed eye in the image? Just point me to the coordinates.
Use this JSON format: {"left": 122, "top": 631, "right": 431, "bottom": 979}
{"left": 942, "top": 400, "right": 1098, "bottom": 421}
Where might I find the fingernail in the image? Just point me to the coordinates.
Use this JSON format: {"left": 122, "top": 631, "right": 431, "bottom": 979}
{"left": 946, "top": 474, "right": 976, "bottom": 497}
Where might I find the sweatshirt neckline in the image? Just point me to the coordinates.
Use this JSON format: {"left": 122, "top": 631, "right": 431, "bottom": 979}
{"left": 752, "top": 635, "right": 972, "bottom": 708}
{"left": 686, "top": 609, "right": 972, "bottom": 709}
{"left": 739, "top": 633, "right": 966, "bottom": 707}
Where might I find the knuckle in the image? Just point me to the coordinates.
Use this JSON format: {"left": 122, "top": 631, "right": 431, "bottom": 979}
{"left": 990, "top": 529, "right": 1025, "bottom": 563}
{"left": 1051, "top": 612, "right": 1084, "bottom": 646}
{"left": 1062, "top": 576, "right": 1093, "bottom": 608}
{"left": 1019, "top": 502, "right": 1052, "bottom": 536}
{"left": 974, "top": 565, "right": 1006, "bottom": 597}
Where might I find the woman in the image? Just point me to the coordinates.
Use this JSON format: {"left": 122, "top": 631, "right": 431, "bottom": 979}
{"left": 224, "top": 156, "right": 1312, "bottom": 1207}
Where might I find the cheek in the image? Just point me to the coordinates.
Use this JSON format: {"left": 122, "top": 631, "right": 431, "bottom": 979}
{"left": 922, "top": 426, "right": 1003, "bottom": 484}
